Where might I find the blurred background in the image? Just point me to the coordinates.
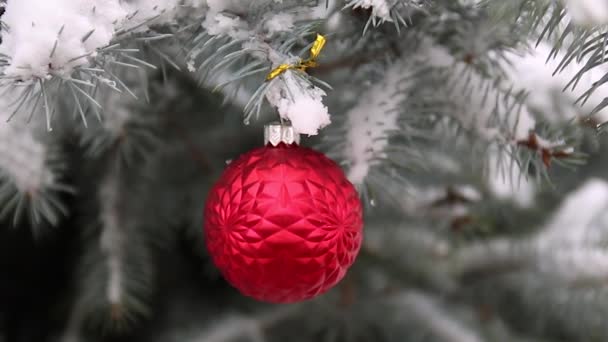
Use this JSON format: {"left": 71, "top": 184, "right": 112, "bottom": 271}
{"left": 2, "top": 1, "right": 608, "bottom": 341}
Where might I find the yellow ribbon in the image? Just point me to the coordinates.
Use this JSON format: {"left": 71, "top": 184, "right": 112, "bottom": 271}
{"left": 266, "top": 34, "right": 326, "bottom": 81}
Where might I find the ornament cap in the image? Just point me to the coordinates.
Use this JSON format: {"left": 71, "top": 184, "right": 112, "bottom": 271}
{"left": 264, "top": 122, "right": 301, "bottom": 146}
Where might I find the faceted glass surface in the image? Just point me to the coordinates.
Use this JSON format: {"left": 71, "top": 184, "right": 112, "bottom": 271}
{"left": 204, "top": 143, "right": 363, "bottom": 303}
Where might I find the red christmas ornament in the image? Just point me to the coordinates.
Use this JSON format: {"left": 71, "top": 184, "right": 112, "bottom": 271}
{"left": 204, "top": 124, "right": 363, "bottom": 303}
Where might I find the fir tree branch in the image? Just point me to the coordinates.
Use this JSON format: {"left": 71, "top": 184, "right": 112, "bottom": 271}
{"left": 0, "top": 86, "right": 71, "bottom": 228}
{"left": 189, "top": 2, "right": 333, "bottom": 134}
{"left": 66, "top": 158, "right": 156, "bottom": 336}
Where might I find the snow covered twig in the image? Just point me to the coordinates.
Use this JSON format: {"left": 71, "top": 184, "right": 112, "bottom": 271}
{"left": 190, "top": 1, "right": 332, "bottom": 135}
{"left": 0, "top": 86, "right": 70, "bottom": 227}
{"left": 0, "top": 0, "right": 186, "bottom": 127}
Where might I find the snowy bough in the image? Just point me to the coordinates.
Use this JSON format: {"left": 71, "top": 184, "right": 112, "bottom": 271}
{"left": 1, "top": 0, "right": 608, "bottom": 342}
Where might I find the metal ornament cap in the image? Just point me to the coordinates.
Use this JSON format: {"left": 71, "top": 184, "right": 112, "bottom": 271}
{"left": 264, "top": 122, "right": 301, "bottom": 146}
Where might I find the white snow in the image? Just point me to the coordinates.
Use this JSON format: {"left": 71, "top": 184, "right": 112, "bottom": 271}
{"left": 202, "top": 13, "right": 249, "bottom": 40}
{"left": 532, "top": 180, "right": 608, "bottom": 282}
{"left": 121, "top": 0, "right": 182, "bottom": 31}
{"left": 346, "top": 0, "right": 393, "bottom": 22}
{"left": 0, "top": 86, "right": 55, "bottom": 193}
{"left": 487, "top": 148, "right": 535, "bottom": 208}
{"left": 0, "top": 0, "right": 182, "bottom": 81}
{"left": 416, "top": 39, "right": 538, "bottom": 205}
{"left": 99, "top": 167, "right": 125, "bottom": 305}
{"left": 539, "top": 179, "right": 608, "bottom": 244}
{"left": 280, "top": 96, "right": 331, "bottom": 135}
{"left": 563, "top": 0, "right": 608, "bottom": 27}
{"left": 313, "top": 0, "right": 338, "bottom": 20}
{"left": 265, "top": 70, "right": 331, "bottom": 135}
{"left": 125, "top": 0, "right": 181, "bottom": 17}
{"left": 344, "top": 61, "right": 403, "bottom": 184}
{"left": 264, "top": 13, "right": 295, "bottom": 35}
{"left": 206, "top": 0, "right": 244, "bottom": 12}
{"left": 458, "top": 180, "right": 608, "bottom": 286}
{"left": 505, "top": 42, "right": 608, "bottom": 123}
{"left": 534, "top": 134, "right": 567, "bottom": 149}
{"left": 537, "top": 248, "right": 608, "bottom": 283}
{"left": 456, "top": 185, "right": 482, "bottom": 202}
{"left": 0, "top": 0, "right": 128, "bottom": 80}
{"left": 417, "top": 39, "right": 537, "bottom": 141}
{"left": 101, "top": 92, "right": 133, "bottom": 136}
{"left": 483, "top": 40, "right": 608, "bottom": 205}
{"left": 201, "top": 0, "right": 251, "bottom": 40}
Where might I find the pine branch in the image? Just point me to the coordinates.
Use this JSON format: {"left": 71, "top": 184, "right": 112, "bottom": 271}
{"left": 322, "top": 58, "right": 410, "bottom": 208}
{"left": 318, "top": 1, "right": 591, "bottom": 213}
{"left": 0, "top": 0, "right": 189, "bottom": 128}
{"left": 0, "top": 87, "right": 71, "bottom": 228}
{"left": 188, "top": 2, "right": 334, "bottom": 134}
{"left": 489, "top": 0, "right": 608, "bottom": 116}
{"left": 356, "top": 180, "right": 608, "bottom": 340}
{"left": 65, "top": 159, "right": 156, "bottom": 338}
{"left": 81, "top": 66, "right": 162, "bottom": 166}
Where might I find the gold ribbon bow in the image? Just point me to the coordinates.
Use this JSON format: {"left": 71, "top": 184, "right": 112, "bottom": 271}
{"left": 266, "top": 34, "right": 326, "bottom": 81}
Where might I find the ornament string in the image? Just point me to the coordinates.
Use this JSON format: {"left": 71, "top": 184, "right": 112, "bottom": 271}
{"left": 266, "top": 34, "right": 326, "bottom": 81}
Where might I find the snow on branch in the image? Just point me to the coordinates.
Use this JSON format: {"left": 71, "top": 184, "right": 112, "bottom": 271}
{"left": 505, "top": 41, "right": 608, "bottom": 125}
{"left": 343, "top": 0, "right": 422, "bottom": 31}
{"left": 265, "top": 69, "right": 330, "bottom": 135}
{"left": 459, "top": 179, "right": 608, "bottom": 339}
{"left": 0, "top": 0, "right": 187, "bottom": 127}
{"left": 99, "top": 169, "right": 127, "bottom": 311}
{"left": 0, "top": 86, "right": 69, "bottom": 227}
{"left": 1, "top": 0, "right": 125, "bottom": 80}
{"left": 563, "top": 0, "right": 608, "bottom": 27}
{"left": 190, "top": 1, "right": 332, "bottom": 135}
{"left": 535, "top": 179, "right": 608, "bottom": 252}
{"left": 0, "top": 0, "right": 184, "bottom": 80}
{"left": 333, "top": 36, "right": 541, "bottom": 202}
{"left": 455, "top": 179, "right": 608, "bottom": 286}
{"left": 328, "top": 9, "right": 596, "bottom": 206}
{"left": 80, "top": 66, "right": 162, "bottom": 164}
{"left": 340, "top": 60, "right": 404, "bottom": 185}
{"left": 486, "top": 147, "right": 535, "bottom": 208}
{"left": 122, "top": 0, "right": 183, "bottom": 29}
{"left": 512, "top": 0, "right": 608, "bottom": 116}
{"left": 327, "top": 34, "right": 575, "bottom": 205}
{"left": 95, "top": 165, "right": 154, "bottom": 328}
{"left": 414, "top": 38, "right": 535, "bottom": 142}
{"left": 484, "top": 39, "right": 608, "bottom": 203}
{"left": 415, "top": 36, "right": 588, "bottom": 175}
{"left": 64, "top": 163, "right": 155, "bottom": 338}
{"left": 345, "top": 0, "right": 394, "bottom": 22}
